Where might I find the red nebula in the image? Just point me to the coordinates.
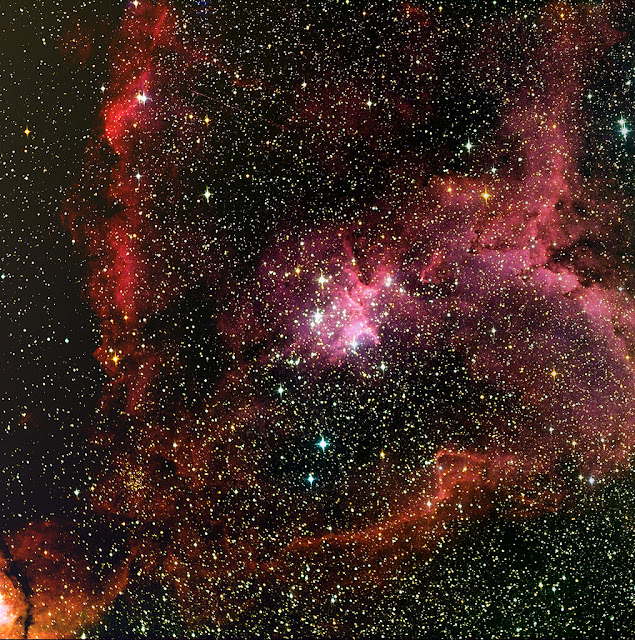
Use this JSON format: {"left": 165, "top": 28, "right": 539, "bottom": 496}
{"left": 8, "top": 0, "right": 635, "bottom": 637}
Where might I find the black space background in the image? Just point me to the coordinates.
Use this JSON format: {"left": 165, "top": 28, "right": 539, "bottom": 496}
{"left": 0, "top": 1, "right": 122, "bottom": 529}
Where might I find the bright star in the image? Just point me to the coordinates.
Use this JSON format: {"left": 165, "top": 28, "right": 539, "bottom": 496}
{"left": 307, "top": 473, "right": 315, "bottom": 487}
{"left": 203, "top": 188, "right": 211, "bottom": 202}
{"left": 137, "top": 92, "right": 148, "bottom": 105}
{"left": 465, "top": 140, "right": 473, "bottom": 153}
{"left": 317, "top": 437, "right": 328, "bottom": 451}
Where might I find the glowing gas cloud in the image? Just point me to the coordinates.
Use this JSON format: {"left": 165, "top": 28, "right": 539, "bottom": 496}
{"left": 7, "top": 0, "right": 635, "bottom": 637}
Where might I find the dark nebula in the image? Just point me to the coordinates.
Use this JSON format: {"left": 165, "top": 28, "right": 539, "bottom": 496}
{"left": 5, "top": 0, "right": 635, "bottom": 637}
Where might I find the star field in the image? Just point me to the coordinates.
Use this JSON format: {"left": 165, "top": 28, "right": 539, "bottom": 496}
{"left": 4, "top": 0, "right": 635, "bottom": 638}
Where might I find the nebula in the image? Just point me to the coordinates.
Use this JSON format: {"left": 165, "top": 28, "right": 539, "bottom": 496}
{"left": 6, "top": 0, "right": 635, "bottom": 636}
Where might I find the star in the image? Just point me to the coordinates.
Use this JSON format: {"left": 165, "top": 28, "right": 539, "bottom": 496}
{"left": 24, "top": 127, "right": 30, "bottom": 137}
{"left": 306, "top": 473, "right": 315, "bottom": 487}
{"left": 317, "top": 437, "right": 328, "bottom": 451}
{"left": 203, "top": 188, "right": 211, "bottom": 202}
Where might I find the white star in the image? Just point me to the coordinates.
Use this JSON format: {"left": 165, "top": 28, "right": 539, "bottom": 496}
{"left": 317, "top": 437, "right": 328, "bottom": 451}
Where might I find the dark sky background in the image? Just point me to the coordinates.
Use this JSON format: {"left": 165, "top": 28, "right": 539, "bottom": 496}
{"left": 0, "top": 1, "right": 121, "bottom": 528}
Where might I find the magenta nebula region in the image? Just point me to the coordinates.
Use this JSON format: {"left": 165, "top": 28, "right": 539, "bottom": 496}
{"left": 6, "top": 0, "right": 635, "bottom": 637}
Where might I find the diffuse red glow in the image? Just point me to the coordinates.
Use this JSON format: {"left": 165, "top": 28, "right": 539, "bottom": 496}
{"left": 7, "top": 0, "right": 635, "bottom": 637}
